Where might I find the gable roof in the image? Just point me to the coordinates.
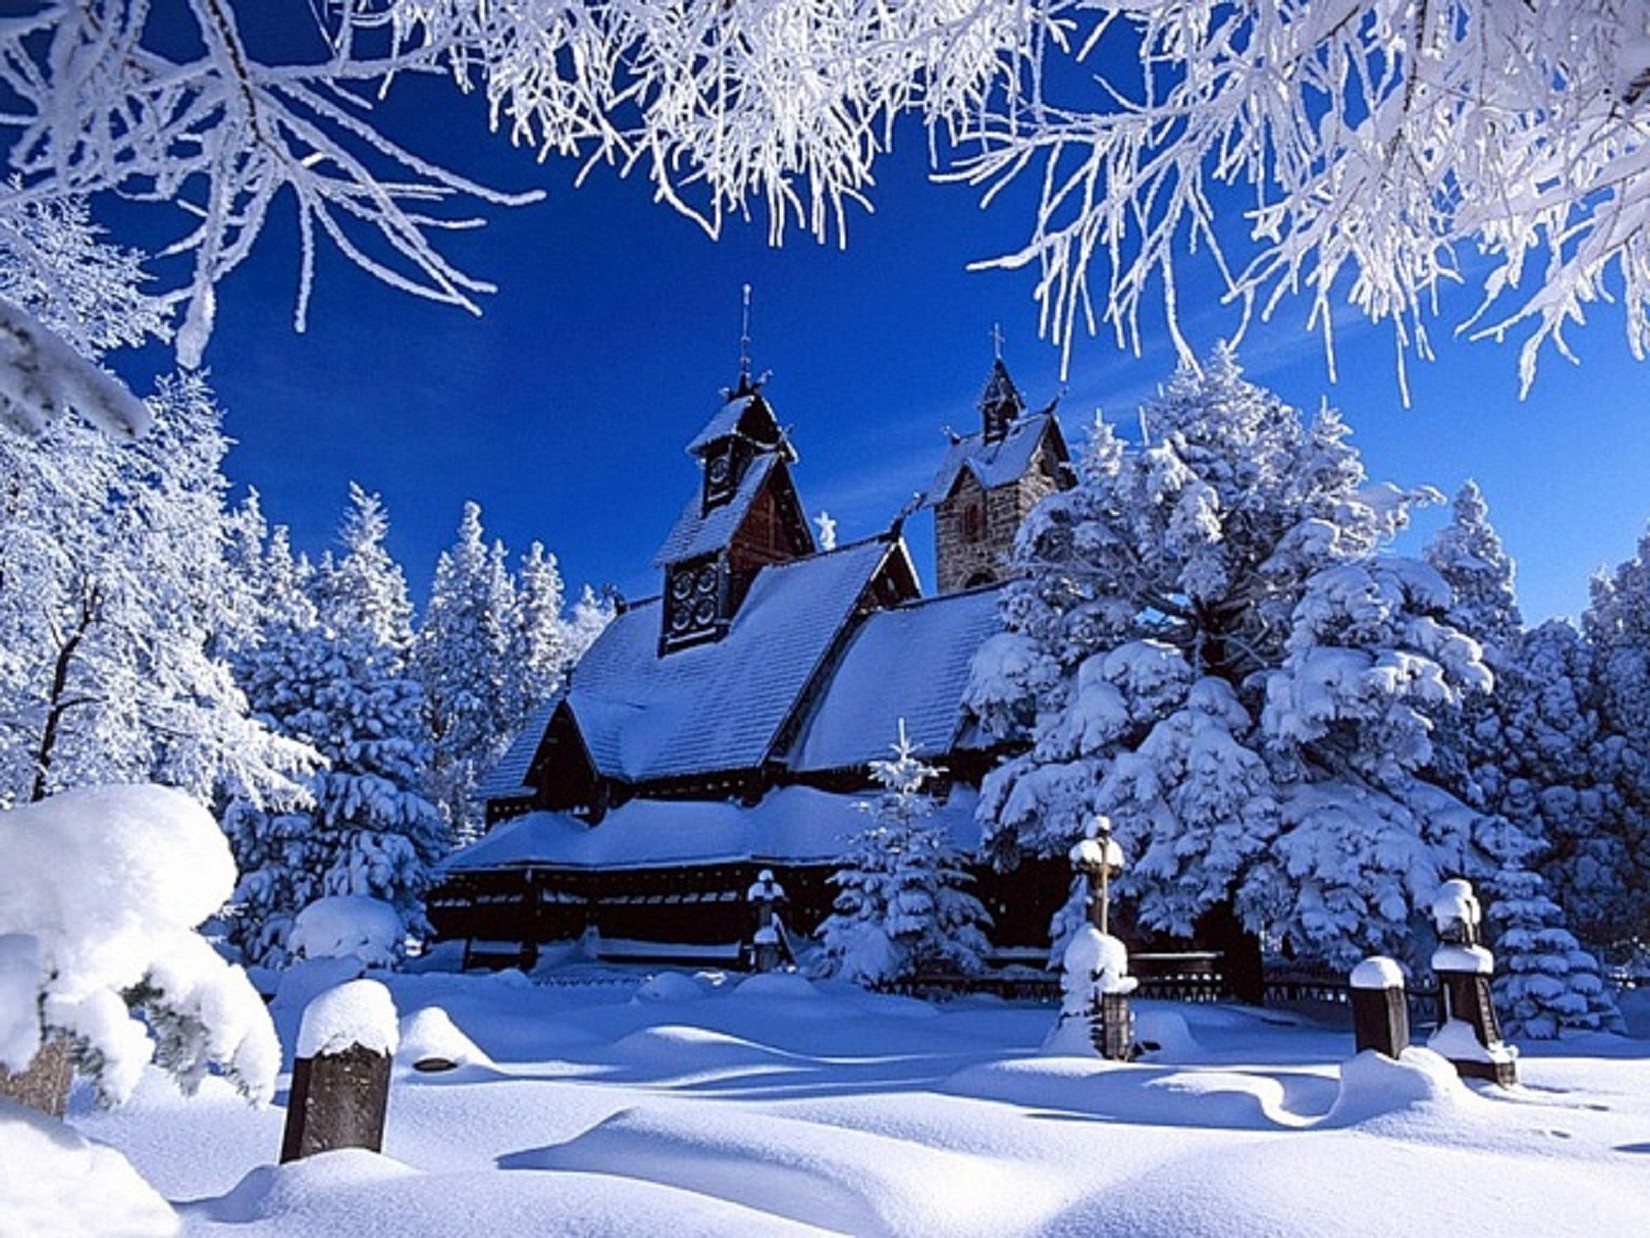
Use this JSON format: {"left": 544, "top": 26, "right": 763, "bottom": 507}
{"left": 925, "top": 410, "right": 1061, "bottom": 505}
{"left": 442, "top": 786, "right": 983, "bottom": 873}
{"left": 786, "top": 584, "right": 1006, "bottom": 773}
{"left": 567, "top": 538, "right": 896, "bottom": 783}
{"left": 684, "top": 387, "right": 790, "bottom": 457}
{"left": 475, "top": 697, "right": 561, "bottom": 800}
{"left": 651, "top": 452, "right": 779, "bottom": 567}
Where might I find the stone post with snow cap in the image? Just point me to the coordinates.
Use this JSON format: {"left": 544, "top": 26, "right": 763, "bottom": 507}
{"left": 1426, "top": 879, "right": 1518, "bottom": 1086}
{"left": 1349, "top": 956, "right": 1409, "bottom": 1059}
{"left": 1065, "top": 818, "right": 1137, "bottom": 1060}
{"left": 747, "top": 869, "right": 786, "bottom": 973}
{"left": 280, "top": 979, "right": 398, "bottom": 1162}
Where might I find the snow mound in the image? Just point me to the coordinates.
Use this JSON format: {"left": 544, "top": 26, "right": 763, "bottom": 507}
{"left": 532, "top": 1103, "right": 1029, "bottom": 1233}
{"left": 0, "top": 1098, "right": 175, "bottom": 1236}
{"left": 731, "top": 972, "right": 820, "bottom": 1000}
{"left": 192, "top": 1146, "right": 818, "bottom": 1235}
{"left": 289, "top": 898, "right": 403, "bottom": 968}
{"left": 605, "top": 1026, "right": 807, "bottom": 1080}
{"left": 633, "top": 971, "right": 708, "bottom": 1003}
{"left": 198, "top": 1148, "right": 416, "bottom": 1224}
{"left": 1134, "top": 1008, "right": 1202, "bottom": 1061}
{"left": 1325, "top": 1047, "right": 1467, "bottom": 1127}
{"left": 296, "top": 980, "right": 399, "bottom": 1060}
{"left": 396, "top": 1007, "right": 489, "bottom": 1073}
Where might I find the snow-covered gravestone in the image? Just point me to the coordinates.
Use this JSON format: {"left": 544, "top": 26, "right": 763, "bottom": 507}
{"left": 281, "top": 980, "right": 398, "bottom": 1163}
{"left": 1426, "top": 880, "right": 1518, "bottom": 1086}
{"left": 747, "top": 870, "right": 787, "bottom": 974}
{"left": 1349, "top": 957, "right": 1410, "bottom": 1060}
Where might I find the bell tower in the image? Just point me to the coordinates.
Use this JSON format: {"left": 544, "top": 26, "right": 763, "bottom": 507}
{"left": 927, "top": 354, "right": 1069, "bottom": 593}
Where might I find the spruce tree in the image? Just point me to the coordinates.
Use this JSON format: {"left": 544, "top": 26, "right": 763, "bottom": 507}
{"left": 813, "top": 721, "right": 990, "bottom": 986}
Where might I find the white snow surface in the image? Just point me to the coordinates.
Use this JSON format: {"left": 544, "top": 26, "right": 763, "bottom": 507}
{"left": 295, "top": 980, "right": 399, "bottom": 1061}
{"left": 0, "top": 1098, "right": 174, "bottom": 1236}
{"left": 288, "top": 897, "right": 403, "bottom": 968}
{"left": 1432, "top": 944, "right": 1496, "bottom": 975}
{"left": 1431, "top": 878, "right": 1482, "bottom": 930}
{"left": 60, "top": 968, "right": 1650, "bottom": 1236}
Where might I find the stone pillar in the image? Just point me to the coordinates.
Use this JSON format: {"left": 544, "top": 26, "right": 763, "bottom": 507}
{"left": 746, "top": 869, "right": 787, "bottom": 973}
{"left": 1426, "top": 879, "right": 1518, "bottom": 1086}
{"left": 1349, "top": 956, "right": 1409, "bottom": 1059}
{"left": 0, "top": 1036, "right": 73, "bottom": 1118}
{"left": 280, "top": 980, "right": 397, "bottom": 1162}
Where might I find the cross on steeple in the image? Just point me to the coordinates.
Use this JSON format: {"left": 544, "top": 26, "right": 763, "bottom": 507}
{"left": 990, "top": 322, "right": 1004, "bottom": 361}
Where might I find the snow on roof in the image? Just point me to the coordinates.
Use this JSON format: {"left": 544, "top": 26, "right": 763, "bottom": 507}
{"left": 441, "top": 786, "right": 983, "bottom": 873}
{"left": 925, "top": 412, "right": 1058, "bottom": 505}
{"left": 476, "top": 697, "right": 561, "bottom": 800}
{"left": 651, "top": 453, "right": 778, "bottom": 567}
{"left": 684, "top": 391, "right": 772, "bottom": 454}
{"left": 570, "top": 539, "right": 893, "bottom": 782}
{"left": 787, "top": 585, "right": 1006, "bottom": 773}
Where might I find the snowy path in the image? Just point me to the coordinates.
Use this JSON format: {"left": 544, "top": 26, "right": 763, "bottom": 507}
{"left": 72, "top": 969, "right": 1650, "bottom": 1236}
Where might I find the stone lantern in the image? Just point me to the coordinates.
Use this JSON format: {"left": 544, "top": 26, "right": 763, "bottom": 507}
{"left": 1426, "top": 878, "right": 1518, "bottom": 1085}
{"left": 747, "top": 869, "right": 787, "bottom": 973}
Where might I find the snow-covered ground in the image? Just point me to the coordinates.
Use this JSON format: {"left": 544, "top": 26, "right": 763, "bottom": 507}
{"left": 68, "top": 962, "right": 1650, "bottom": 1236}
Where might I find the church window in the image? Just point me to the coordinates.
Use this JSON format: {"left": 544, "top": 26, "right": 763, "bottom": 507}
{"left": 963, "top": 503, "right": 984, "bottom": 542}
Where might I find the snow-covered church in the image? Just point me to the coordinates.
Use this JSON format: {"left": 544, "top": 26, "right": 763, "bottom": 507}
{"left": 429, "top": 358, "right": 1072, "bottom": 963}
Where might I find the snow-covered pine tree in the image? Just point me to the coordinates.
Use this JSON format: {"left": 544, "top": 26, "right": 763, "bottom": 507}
{"left": 566, "top": 583, "right": 617, "bottom": 663}
{"left": 1424, "top": 485, "right": 1621, "bottom": 1035}
{"left": 226, "top": 488, "right": 445, "bottom": 966}
{"left": 970, "top": 348, "right": 1516, "bottom": 970}
{"left": 507, "top": 540, "right": 574, "bottom": 728}
{"left": 812, "top": 721, "right": 989, "bottom": 987}
{"left": 416, "top": 501, "right": 517, "bottom": 845}
{"left": 1579, "top": 534, "right": 1650, "bottom": 961}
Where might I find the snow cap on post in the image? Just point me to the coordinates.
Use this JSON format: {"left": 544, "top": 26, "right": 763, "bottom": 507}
{"left": 1430, "top": 879, "right": 1481, "bottom": 934}
{"left": 1350, "top": 956, "right": 1406, "bottom": 991}
{"left": 296, "top": 979, "right": 399, "bottom": 1060}
{"left": 1069, "top": 816, "right": 1124, "bottom": 876}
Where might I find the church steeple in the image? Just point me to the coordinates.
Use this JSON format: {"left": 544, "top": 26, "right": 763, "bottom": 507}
{"left": 979, "top": 357, "right": 1026, "bottom": 443}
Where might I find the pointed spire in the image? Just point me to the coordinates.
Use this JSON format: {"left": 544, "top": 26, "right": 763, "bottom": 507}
{"left": 979, "top": 354, "right": 1026, "bottom": 444}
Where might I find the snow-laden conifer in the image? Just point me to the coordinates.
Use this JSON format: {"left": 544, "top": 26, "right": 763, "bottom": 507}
{"left": 1422, "top": 487, "right": 1622, "bottom": 1034}
{"left": 416, "top": 502, "right": 517, "bottom": 845}
{"left": 813, "top": 721, "right": 989, "bottom": 986}
{"left": 227, "top": 489, "right": 444, "bottom": 966}
{"left": 970, "top": 349, "right": 1518, "bottom": 969}
{"left": 508, "top": 541, "right": 575, "bottom": 725}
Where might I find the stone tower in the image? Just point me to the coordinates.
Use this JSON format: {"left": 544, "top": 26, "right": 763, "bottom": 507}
{"left": 926, "top": 358, "right": 1068, "bottom": 594}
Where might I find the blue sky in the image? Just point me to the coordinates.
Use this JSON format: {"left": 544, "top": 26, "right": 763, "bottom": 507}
{"left": 113, "top": 68, "right": 1650, "bottom": 628}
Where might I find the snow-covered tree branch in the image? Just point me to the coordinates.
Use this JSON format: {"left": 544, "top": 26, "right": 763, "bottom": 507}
{"left": 10, "top": 2, "right": 1649, "bottom": 393}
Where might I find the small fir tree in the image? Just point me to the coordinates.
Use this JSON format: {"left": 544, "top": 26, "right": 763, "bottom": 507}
{"left": 813, "top": 721, "right": 990, "bottom": 986}
{"left": 1487, "top": 865, "right": 1625, "bottom": 1039}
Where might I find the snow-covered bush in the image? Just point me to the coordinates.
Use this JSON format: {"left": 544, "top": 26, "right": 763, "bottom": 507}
{"left": 0, "top": 785, "right": 278, "bottom": 1107}
{"left": 971, "top": 348, "right": 1524, "bottom": 970}
{"left": 289, "top": 897, "right": 405, "bottom": 970}
{"left": 812, "top": 722, "right": 989, "bottom": 987}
